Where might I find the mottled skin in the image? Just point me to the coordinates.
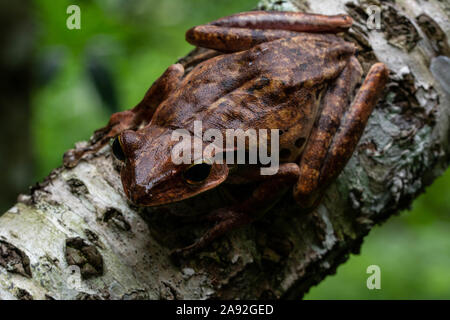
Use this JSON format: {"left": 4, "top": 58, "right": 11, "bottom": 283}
{"left": 64, "top": 11, "right": 389, "bottom": 258}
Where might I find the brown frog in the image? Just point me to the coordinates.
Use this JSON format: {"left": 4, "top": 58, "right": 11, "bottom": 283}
{"left": 64, "top": 11, "right": 389, "bottom": 257}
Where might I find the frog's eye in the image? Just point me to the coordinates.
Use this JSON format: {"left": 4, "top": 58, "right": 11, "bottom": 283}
{"left": 183, "top": 163, "right": 212, "bottom": 185}
{"left": 112, "top": 136, "right": 126, "bottom": 161}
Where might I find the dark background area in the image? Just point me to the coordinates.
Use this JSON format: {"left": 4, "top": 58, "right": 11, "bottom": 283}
{"left": 0, "top": 0, "right": 449, "bottom": 299}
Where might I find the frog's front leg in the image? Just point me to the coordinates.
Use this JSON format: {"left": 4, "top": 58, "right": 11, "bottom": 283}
{"left": 186, "top": 11, "right": 353, "bottom": 52}
{"left": 294, "top": 62, "right": 389, "bottom": 208}
{"left": 63, "top": 63, "right": 184, "bottom": 168}
{"left": 172, "top": 163, "right": 300, "bottom": 259}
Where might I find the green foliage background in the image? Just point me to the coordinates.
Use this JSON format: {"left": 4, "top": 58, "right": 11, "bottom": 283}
{"left": 32, "top": 0, "right": 450, "bottom": 299}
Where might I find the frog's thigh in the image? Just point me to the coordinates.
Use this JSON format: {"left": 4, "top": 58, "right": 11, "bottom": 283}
{"left": 186, "top": 25, "right": 298, "bottom": 52}
{"left": 294, "top": 62, "right": 389, "bottom": 208}
{"left": 294, "top": 57, "right": 362, "bottom": 206}
{"left": 210, "top": 11, "right": 352, "bottom": 33}
{"left": 186, "top": 11, "right": 353, "bottom": 53}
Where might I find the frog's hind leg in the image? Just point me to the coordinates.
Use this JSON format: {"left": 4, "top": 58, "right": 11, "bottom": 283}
{"left": 172, "top": 163, "right": 300, "bottom": 259}
{"left": 186, "top": 11, "right": 353, "bottom": 52}
{"left": 294, "top": 61, "right": 389, "bottom": 209}
{"left": 210, "top": 11, "right": 353, "bottom": 33}
{"left": 293, "top": 57, "right": 363, "bottom": 207}
{"left": 63, "top": 63, "right": 184, "bottom": 168}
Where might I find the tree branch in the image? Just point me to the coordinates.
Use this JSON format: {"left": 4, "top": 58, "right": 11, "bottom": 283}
{"left": 0, "top": 0, "right": 449, "bottom": 300}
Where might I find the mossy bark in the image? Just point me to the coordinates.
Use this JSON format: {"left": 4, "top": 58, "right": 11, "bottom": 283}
{"left": 0, "top": 0, "right": 449, "bottom": 299}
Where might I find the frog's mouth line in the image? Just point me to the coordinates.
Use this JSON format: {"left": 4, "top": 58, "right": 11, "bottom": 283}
{"left": 135, "top": 180, "right": 227, "bottom": 207}
{"left": 124, "top": 163, "right": 229, "bottom": 207}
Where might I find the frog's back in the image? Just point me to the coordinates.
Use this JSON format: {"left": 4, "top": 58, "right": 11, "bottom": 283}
{"left": 152, "top": 34, "right": 356, "bottom": 159}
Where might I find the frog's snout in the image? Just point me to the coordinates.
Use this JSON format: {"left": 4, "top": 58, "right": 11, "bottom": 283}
{"left": 124, "top": 182, "right": 153, "bottom": 206}
{"left": 122, "top": 166, "right": 180, "bottom": 207}
{"left": 125, "top": 185, "right": 170, "bottom": 207}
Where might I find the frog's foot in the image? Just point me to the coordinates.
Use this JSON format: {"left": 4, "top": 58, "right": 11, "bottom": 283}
{"left": 171, "top": 163, "right": 300, "bottom": 259}
{"left": 294, "top": 62, "right": 389, "bottom": 208}
{"left": 186, "top": 11, "right": 353, "bottom": 52}
{"left": 63, "top": 64, "right": 184, "bottom": 168}
{"left": 171, "top": 208, "right": 252, "bottom": 260}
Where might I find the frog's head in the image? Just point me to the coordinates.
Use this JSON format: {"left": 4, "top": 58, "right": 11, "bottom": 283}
{"left": 112, "top": 128, "right": 229, "bottom": 206}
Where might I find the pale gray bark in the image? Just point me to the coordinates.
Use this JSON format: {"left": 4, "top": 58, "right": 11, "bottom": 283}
{"left": 0, "top": 0, "right": 449, "bottom": 300}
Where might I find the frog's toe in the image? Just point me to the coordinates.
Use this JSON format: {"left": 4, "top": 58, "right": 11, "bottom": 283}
{"left": 170, "top": 245, "right": 198, "bottom": 264}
